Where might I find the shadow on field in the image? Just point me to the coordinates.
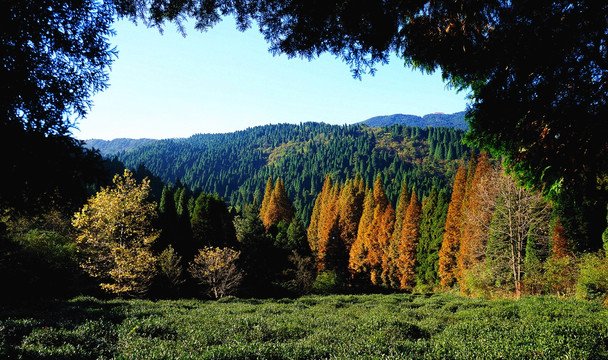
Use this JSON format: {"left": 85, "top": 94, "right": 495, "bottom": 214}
{"left": 0, "top": 296, "right": 126, "bottom": 360}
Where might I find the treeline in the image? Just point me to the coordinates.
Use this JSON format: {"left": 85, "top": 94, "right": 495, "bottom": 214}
{"left": 112, "top": 123, "right": 471, "bottom": 224}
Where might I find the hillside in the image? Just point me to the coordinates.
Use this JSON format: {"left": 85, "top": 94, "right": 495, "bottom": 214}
{"left": 85, "top": 138, "right": 158, "bottom": 156}
{"left": 87, "top": 123, "right": 471, "bottom": 223}
{"left": 361, "top": 111, "right": 468, "bottom": 130}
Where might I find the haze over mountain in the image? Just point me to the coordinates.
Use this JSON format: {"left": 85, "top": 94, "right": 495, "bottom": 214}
{"left": 360, "top": 111, "right": 467, "bottom": 130}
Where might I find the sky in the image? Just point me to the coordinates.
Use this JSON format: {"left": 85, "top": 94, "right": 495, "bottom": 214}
{"left": 74, "top": 18, "right": 469, "bottom": 140}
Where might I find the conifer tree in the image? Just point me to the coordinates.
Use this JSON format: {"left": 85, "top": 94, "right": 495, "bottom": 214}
{"left": 338, "top": 177, "right": 365, "bottom": 252}
{"left": 438, "top": 164, "right": 467, "bottom": 287}
{"left": 259, "top": 176, "right": 274, "bottom": 221}
{"left": 393, "top": 180, "right": 410, "bottom": 245}
{"left": 551, "top": 218, "right": 571, "bottom": 258}
{"left": 263, "top": 178, "right": 295, "bottom": 228}
{"left": 416, "top": 187, "right": 438, "bottom": 285}
{"left": 317, "top": 183, "right": 344, "bottom": 273}
{"left": 457, "top": 152, "right": 493, "bottom": 287}
{"left": 307, "top": 195, "right": 323, "bottom": 256}
{"left": 349, "top": 188, "right": 374, "bottom": 277}
{"left": 398, "top": 192, "right": 421, "bottom": 290}
{"left": 367, "top": 176, "right": 391, "bottom": 285}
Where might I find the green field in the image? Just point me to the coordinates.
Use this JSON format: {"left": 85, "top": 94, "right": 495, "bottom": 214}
{"left": 1, "top": 293, "right": 607, "bottom": 359}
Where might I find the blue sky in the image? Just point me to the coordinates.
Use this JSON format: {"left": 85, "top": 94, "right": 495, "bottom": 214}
{"left": 74, "top": 17, "right": 469, "bottom": 140}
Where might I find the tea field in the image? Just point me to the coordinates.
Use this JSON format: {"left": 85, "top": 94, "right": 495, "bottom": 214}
{"left": 1, "top": 293, "right": 607, "bottom": 359}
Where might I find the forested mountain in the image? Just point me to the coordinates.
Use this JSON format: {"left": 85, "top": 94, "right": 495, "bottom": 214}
{"left": 91, "top": 123, "right": 471, "bottom": 224}
{"left": 360, "top": 112, "right": 467, "bottom": 130}
{"left": 86, "top": 138, "right": 158, "bottom": 156}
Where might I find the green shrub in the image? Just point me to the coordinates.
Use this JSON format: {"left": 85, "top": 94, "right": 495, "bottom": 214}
{"left": 312, "top": 271, "right": 342, "bottom": 294}
{"left": 576, "top": 252, "right": 608, "bottom": 303}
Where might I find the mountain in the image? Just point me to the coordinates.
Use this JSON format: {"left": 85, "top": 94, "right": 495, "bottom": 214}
{"left": 360, "top": 111, "right": 468, "bottom": 130}
{"left": 87, "top": 123, "right": 471, "bottom": 223}
{"left": 85, "top": 138, "right": 158, "bottom": 156}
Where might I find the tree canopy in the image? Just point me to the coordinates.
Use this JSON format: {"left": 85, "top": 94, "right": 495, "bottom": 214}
{"left": 113, "top": 0, "right": 607, "bottom": 246}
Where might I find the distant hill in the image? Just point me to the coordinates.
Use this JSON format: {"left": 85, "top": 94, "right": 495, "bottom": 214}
{"left": 360, "top": 111, "right": 468, "bottom": 130}
{"left": 85, "top": 138, "right": 158, "bottom": 156}
{"left": 87, "top": 123, "right": 472, "bottom": 223}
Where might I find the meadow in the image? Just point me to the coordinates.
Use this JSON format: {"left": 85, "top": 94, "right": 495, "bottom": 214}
{"left": 1, "top": 293, "right": 607, "bottom": 359}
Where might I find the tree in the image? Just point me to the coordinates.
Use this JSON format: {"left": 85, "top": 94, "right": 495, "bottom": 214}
{"left": 438, "top": 164, "right": 467, "bottom": 288}
{"left": 458, "top": 153, "right": 493, "bottom": 286}
{"left": 398, "top": 192, "right": 421, "bottom": 291}
{"left": 189, "top": 246, "right": 243, "bottom": 299}
{"left": 191, "top": 193, "right": 237, "bottom": 249}
{"left": 73, "top": 169, "right": 158, "bottom": 297}
{"left": 349, "top": 189, "right": 374, "bottom": 278}
{"left": 119, "top": 0, "right": 608, "bottom": 249}
{"left": 263, "top": 178, "right": 295, "bottom": 227}
{"left": 1, "top": 0, "right": 115, "bottom": 215}
{"left": 478, "top": 165, "right": 551, "bottom": 298}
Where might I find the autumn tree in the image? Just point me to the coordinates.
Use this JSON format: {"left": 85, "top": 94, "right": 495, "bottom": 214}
{"left": 458, "top": 152, "right": 494, "bottom": 287}
{"left": 263, "top": 178, "right": 295, "bottom": 228}
{"left": 307, "top": 176, "right": 334, "bottom": 256}
{"left": 382, "top": 180, "right": 410, "bottom": 289}
{"left": 438, "top": 164, "right": 467, "bottom": 288}
{"left": 367, "top": 176, "right": 392, "bottom": 286}
{"left": 337, "top": 176, "right": 365, "bottom": 253}
{"left": 73, "top": 169, "right": 158, "bottom": 297}
{"left": 259, "top": 177, "right": 274, "bottom": 221}
{"left": 349, "top": 188, "right": 374, "bottom": 279}
{"left": 189, "top": 246, "right": 243, "bottom": 299}
{"left": 316, "top": 182, "right": 343, "bottom": 273}
{"left": 551, "top": 218, "right": 572, "bottom": 259}
{"left": 398, "top": 192, "right": 421, "bottom": 291}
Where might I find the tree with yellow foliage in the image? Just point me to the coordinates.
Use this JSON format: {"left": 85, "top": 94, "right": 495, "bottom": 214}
{"left": 73, "top": 169, "right": 158, "bottom": 297}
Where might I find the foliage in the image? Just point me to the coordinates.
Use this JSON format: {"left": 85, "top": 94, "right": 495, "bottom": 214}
{"left": 2, "top": 294, "right": 608, "bottom": 359}
{"left": 73, "top": 170, "right": 159, "bottom": 297}
{"left": 188, "top": 247, "right": 243, "bottom": 299}
{"left": 439, "top": 165, "right": 467, "bottom": 287}
{"left": 1, "top": 0, "right": 115, "bottom": 216}
{"left": 111, "top": 123, "right": 470, "bottom": 224}
{"left": 312, "top": 271, "right": 343, "bottom": 295}
{"left": 157, "top": 245, "right": 185, "bottom": 296}
{"left": 576, "top": 253, "right": 608, "bottom": 304}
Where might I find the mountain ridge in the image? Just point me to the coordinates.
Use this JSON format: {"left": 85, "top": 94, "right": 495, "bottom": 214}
{"left": 360, "top": 111, "right": 467, "bottom": 129}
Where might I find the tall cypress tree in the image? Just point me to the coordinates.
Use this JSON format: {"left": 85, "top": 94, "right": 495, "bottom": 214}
{"left": 438, "top": 164, "right": 467, "bottom": 288}
{"left": 398, "top": 192, "right": 421, "bottom": 291}
{"left": 416, "top": 187, "right": 438, "bottom": 285}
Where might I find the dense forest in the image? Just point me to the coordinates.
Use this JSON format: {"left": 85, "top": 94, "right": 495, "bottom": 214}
{"left": 88, "top": 123, "right": 471, "bottom": 224}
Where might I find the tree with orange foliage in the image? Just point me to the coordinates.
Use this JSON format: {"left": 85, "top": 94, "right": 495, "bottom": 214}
{"left": 263, "top": 178, "right": 295, "bottom": 228}
{"left": 457, "top": 152, "right": 494, "bottom": 287}
{"left": 316, "top": 182, "right": 343, "bottom": 272}
{"left": 438, "top": 164, "right": 467, "bottom": 288}
{"left": 338, "top": 177, "right": 365, "bottom": 253}
{"left": 367, "top": 176, "right": 392, "bottom": 285}
{"left": 382, "top": 180, "right": 410, "bottom": 289}
{"left": 308, "top": 176, "right": 334, "bottom": 256}
{"left": 398, "top": 192, "right": 421, "bottom": 290}
{"left": 551, "top": 218, "right": 572, "bottom": 258}
{"left": 349, "top": 188, "right": 374, "bottom": 278}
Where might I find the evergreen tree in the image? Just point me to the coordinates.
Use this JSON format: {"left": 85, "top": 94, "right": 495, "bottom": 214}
{"left": 416, "top": 187, "right": 438, "bottom": 285}
{"left": 191, "top": 193, "right": 237, "bottom": 249}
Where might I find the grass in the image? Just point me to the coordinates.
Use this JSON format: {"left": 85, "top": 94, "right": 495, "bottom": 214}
{"left": 1, "top": 293, "right": 607, "bottom": 359}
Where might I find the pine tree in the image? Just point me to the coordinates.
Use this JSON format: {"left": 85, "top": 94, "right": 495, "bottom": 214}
{"left": 416, "top": 187, "right": 438, "bottom": 285}
{"left": 398, "top": 192, "right": 421, "bottom": 290}
{"left": 438, "top": 164, "right": 467, "bottom": 288}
